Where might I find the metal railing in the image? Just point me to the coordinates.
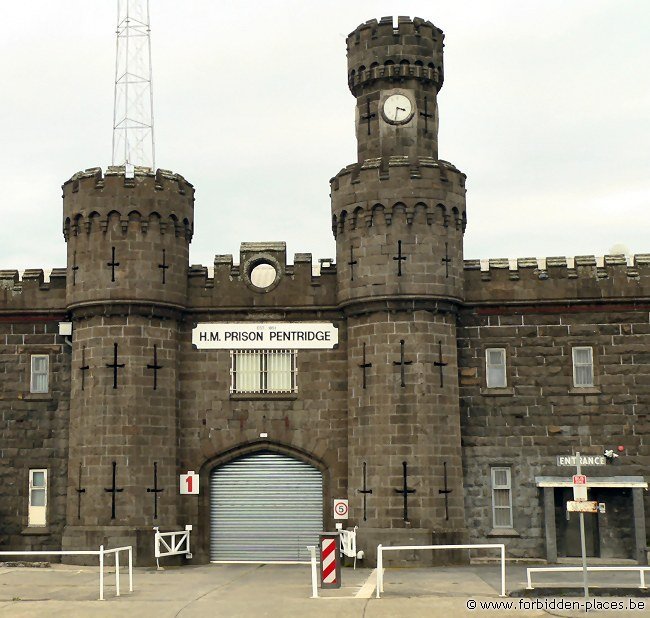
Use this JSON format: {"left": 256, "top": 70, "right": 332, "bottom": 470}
{"left": 339, "top": 526, "right": 364, "bottom": 569}
{"left": 154, "top": 525, "right": 192, "bottom": 569}
{"left": 0, "top": 545, "right": 133, "bottom": 601}
{"left": 376, "top": 543, "right": 507, "bottom": 598}
{"left": 527, "top": 566, "right": 650, "bottom": 591}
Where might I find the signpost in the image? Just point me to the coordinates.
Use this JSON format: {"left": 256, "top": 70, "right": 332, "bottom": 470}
{"left": 573, "top": 452, "right": 589, "bottom": 599}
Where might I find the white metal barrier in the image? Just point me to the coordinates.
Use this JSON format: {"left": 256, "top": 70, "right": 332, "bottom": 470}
{"left": 0, "top": 545, "right": 133, "bottom": 601}
{"left": 154, "top": 524, "right": 192, "bottom": 569}
{"left": 376, "top": 543, "right": 507, "bottom": 598}
{"left": 527, "top": 566, "right": 650, "bottom": 591}
{"left": 339, "top": 526, "right": 364, "bottom": 569}
{"left": 307, "top": 545, "right": 319, "bottom": 598}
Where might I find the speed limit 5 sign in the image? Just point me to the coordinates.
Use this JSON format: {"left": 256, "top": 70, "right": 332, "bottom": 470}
{"left": 333, "top": 498, "right": 349, "bottom": 519}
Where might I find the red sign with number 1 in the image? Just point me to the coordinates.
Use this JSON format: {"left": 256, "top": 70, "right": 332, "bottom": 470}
{"left": 180, "top": 471, "right": 199, "bottom": 495}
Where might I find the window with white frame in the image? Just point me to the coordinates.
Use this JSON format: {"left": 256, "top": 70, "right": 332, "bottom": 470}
{"left": 485, "top": 348, "right": 507, "bottom": 388}
{"left": 28, "top": 469, "right": 47, "bottom": 527}
{"left": 572, "top": 346, "right": 594, "bottom": 387}
{"left": 30, "top": 355, "right": 49, "bottom": 393}
{"left": 230, "top": 350, "right": 297, "bottom": 394}
{"left": 491, "top": 467, "right": 513, "bottom": 528}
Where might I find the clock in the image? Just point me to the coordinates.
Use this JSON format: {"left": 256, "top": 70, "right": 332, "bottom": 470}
{"left": 382, "top": 93, "right": 414, "bottom": 125}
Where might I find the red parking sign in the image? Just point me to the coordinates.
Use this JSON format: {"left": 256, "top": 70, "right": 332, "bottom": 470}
{"left": 573, "top": 475, "right": 587, "bottom": 485}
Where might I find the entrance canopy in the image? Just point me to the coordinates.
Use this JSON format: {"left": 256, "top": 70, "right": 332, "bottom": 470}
{"left": 535, "top": 476, "right": 647, "bottom": 488}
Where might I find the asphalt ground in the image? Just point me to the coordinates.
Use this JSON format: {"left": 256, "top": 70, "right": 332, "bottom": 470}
{"left": 0, "top": 562, "right": 648, "bottom": 617}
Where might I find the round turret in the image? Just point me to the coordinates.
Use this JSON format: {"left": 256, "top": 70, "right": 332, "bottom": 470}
{"left": 62, "top": 166, "right": 194, "bottom": 310}
{"left": 61, "top": 165, "right": 192, "bottom": 562}
{"left": 346, "top": 17, "right": 445, "bottom": 162}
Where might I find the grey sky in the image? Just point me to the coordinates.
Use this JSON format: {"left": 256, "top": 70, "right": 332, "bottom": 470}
{"left": 2, "top": 1, "right": 649, "bottom": 272}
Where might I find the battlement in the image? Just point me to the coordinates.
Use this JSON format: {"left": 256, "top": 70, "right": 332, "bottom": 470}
{"left": 346, "top": 16, "right": 444, "bottom": 94}
{"left": 62, "top": 166, "right": 194, "bottom": 242}
{"left": 62, "top": 166, "right": 193, "bottom": 197}
{"left": 331, "top": 156, "right": 465, "bottom": 190}
{"left": 187, "top": 250, "right": 338, "bottom": 310}
{"left": 331, "top": 156, "right": 466, "bottom": 237}
{"left": 0, "top": 268, "right": 67, "bottom": 311}
{"left": 464, "top": 255, "right": 650, "bottom": 304}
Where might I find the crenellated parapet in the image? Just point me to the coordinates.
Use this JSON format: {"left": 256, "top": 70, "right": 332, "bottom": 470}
{"left": 62, "top": 166, "right": 193, "bottom": 242}
{"left": 332, "top": 155, "right": 467, "bottom": 306}
{"left": 346, "top": 16, "right": 444, "bottom": 96}
{"left": 0, "top": 269, "right": 67, "bottom": 312}
{"left": 464, "top": 255, "right": 650, "bottom": 305}
{"left": 186, "top": 243, "right": 338, "bottom": 312}
{"left": 62, "top": 166, "right": 194, "bottom": 310}
{"left": 331, "top": 156, "right": 466, "bottom": 234}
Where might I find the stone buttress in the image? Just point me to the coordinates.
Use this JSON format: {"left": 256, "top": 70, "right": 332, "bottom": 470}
{"left": 331, "top": 17, "right": 468, "bottom": 564}
{"left": 61, "top": 166, "right": 193, "bottom": 563}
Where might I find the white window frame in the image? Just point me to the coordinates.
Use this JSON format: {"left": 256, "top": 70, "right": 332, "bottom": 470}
{"left": 485, "top": 348, "right": 507, "bottom": 388}
{"left": 30, "top": 354, "right": 50, "bottom": 393}
{"left": 28, "top": 468, "right": 48, "bottom": 527}
{"left": 572, "top": 346, "right": 594, "bottom": 387}
{"left": 230, "top": 350, "right": 297, "bottom": 394}
{"left": 491, "top": 467, "right": 513, "bottom": 529}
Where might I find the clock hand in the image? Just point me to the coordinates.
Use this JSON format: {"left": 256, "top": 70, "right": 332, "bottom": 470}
{"left": 395, "top": 106, "right": 406, "bottom": 120}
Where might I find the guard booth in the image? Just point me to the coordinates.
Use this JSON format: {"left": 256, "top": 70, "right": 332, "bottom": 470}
{"left": 537, "top": 476, "right": 648, "bottom": 563}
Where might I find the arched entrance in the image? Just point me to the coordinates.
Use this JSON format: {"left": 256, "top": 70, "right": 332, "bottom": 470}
{"left": 210, "top": 450, "right": 323, "bottom": 562}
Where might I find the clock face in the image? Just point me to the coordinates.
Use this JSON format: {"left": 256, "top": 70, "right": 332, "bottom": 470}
{"left": 382, "top": 93, "right": 414, "bottom": 125}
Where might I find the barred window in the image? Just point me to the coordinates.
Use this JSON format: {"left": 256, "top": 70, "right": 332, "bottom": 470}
{"left": 572, "top": 347, "right": 594, "bottom": 387}
{"left": 491, "top": 467, "right": 513, "bottom": 528}
{"left": 230, "top": 350, "right": 297, "bottom": 394}
{"left": 485, "top": 348, "right": 507, "bottom": 388}
{"left": 30, "top": 355, "right": 49, "bottom": 393}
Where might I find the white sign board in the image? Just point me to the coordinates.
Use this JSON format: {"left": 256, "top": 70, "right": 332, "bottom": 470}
{"left": 333, "top": 499, "right": 349, "bottom": 520}
{"left": 557, "top": 455, "right": 605, "bottom": 467}
{"left": 573, "top": 475, "right": 588, "bottom": 501}
{"left": 193, "top": 322, "right": 339, "bottom": 350}
{"left": 567, "top": 500, "right": 598, "bottom": 513}
{"left": 573, "top": 485, "right": 588, "bottom": 501}
{"left": 180, "top": 471, "right": 199, "bottom": 495}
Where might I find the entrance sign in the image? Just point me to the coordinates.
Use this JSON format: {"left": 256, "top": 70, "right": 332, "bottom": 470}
{"left": 567, "top": 501, "right": 598, "bottom": 513}
{"left": 180, "top": 471, "right": 199, "bottom": 495}
{"left": 193, "top": 322, "right": 338, "bottom": 350}
{"left": 333, "top": 499, "right": 349, "bottom": 520}
{"left": 557, "top": 455, "right": 605, "bottom": 467}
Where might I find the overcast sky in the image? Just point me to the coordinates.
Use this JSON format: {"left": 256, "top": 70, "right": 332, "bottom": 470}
{"left": 1, "top": 1, "right": 649, "bottom": 273}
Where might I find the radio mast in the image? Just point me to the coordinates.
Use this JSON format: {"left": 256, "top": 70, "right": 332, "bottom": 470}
{"left": 112, "top": 0, "right": 156, "bottom": 169}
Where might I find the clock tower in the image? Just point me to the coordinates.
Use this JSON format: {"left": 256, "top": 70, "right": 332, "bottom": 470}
{"left": 331, "top": 16, "right": 468, "bottom": 563}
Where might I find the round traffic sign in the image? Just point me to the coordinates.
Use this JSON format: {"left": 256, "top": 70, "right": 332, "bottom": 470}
{"left": 333, "top": 499, "right": 349, "bottom": 518}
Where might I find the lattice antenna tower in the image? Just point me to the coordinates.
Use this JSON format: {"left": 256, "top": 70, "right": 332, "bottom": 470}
{"left": 112, "top": 0, "right": 156, "bottom": 169}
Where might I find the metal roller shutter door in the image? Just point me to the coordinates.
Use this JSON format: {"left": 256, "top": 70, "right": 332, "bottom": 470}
{"left": 210, "top": 451, "right": 323, "bottom": 562}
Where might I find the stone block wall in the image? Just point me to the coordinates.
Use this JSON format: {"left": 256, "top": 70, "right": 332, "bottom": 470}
{"left": 176, "top": 314, "right": 348, "bottom": 561}
{"left": 0, "top": 318, "right": 70, "bottom": 552}
{"left": 458, "top": 303, "right": 650, "bottom": 559}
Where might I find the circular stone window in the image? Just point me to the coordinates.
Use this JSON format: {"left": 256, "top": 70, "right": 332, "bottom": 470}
{"left": 250, "top": 263, "right": 277, "bottom": 288}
